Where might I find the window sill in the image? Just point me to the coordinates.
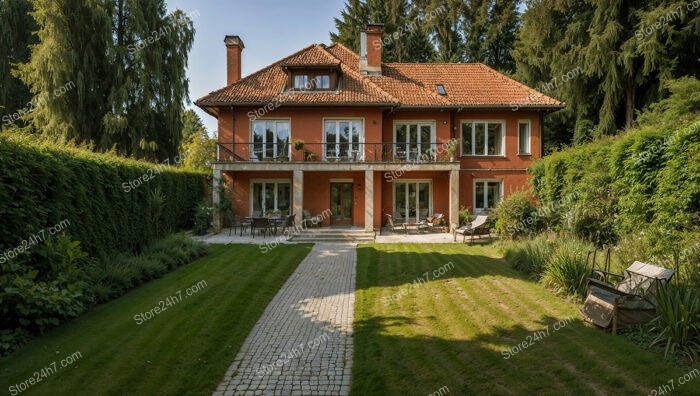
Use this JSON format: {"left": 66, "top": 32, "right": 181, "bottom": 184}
{"left": 517, "top": 153, "right": 532, "bottom": 156}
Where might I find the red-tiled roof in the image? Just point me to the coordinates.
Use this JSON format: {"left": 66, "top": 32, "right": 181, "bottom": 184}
{"left": 195, "top": 43, "right": 563, "bottom": 110}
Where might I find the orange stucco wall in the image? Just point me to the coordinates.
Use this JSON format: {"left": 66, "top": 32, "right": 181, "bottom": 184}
{"left": 459, "top": 170, "right": 530, "bottom": 214}
{"left": 217, "top": 106, "right": 544, "bottom": 227}
{"left": 380, "top": 170, "right": 451, "bottom": 224}
{"left": 218, "top": 107, "right": 384, "bottom": 161}
{"left": 457, "top": 109, "right": 542, "bottom": 168}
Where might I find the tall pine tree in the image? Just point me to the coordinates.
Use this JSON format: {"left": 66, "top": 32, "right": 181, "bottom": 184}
{"left": 0, "top": 0, "right": 37, "bottom": 126}
{"left": 16, "top": 0, "right": 112, "bottom": 142}
{"left": 17, "top": 0, "right": 195, "bottom": 161}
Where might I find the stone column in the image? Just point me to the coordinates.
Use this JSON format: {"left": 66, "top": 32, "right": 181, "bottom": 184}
{"left": 212, "top": 167, "right": 222, "bottom": 233}
{"left": 293, "top": 170, "right": 304, "bottom": 226}
{"left": 449, "top": 169, "right": 460, "bottom": 228}
{"left": 364, "top": 170, "right": 374, "bottom": 231}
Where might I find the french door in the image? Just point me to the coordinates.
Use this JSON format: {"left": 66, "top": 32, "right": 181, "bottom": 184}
{"left": 394, "top": 122, "right": 435, "bottom": 161}
{"left": 324, "top": 120, "right": 363, "bottom": 160}
{"left": 251, "top": 120, "right": 290, "bottom": 161}
{"left": 330, "top": 183, "right": 353, "bottom": 224}
{"left": 394, "top": 181, "right": 432, "bottom": 223}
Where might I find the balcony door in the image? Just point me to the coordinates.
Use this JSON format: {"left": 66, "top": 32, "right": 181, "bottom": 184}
{"left": 324, "top": 120, "right": 363, "bottom": 161}
{"left": 393, "top": 180, "right": 432, "bottom": 224}
{"left": 330, "top": 183, "right": 353, "bottom": 224}
{"left": 394, "top": 122, "right": 435, "bottom": 161}
{"left": 251, "top": 120, "right": 290, "bottom": 161}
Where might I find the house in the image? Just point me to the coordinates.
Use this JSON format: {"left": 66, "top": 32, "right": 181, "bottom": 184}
{"left": 195, "top": 24, "right": 563, "bottom": 232}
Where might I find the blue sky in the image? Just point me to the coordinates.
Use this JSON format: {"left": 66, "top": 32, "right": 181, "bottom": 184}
{"left": 166, "top": 0, "right": 347, "bottom": 133}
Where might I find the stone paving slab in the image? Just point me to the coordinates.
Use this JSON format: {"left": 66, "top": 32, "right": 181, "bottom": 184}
{"left": 213, "top": 243, "right": 356, "bottom": 396}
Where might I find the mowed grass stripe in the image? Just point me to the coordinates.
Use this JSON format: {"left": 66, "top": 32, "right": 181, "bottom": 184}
{"left": 0, "top": 244, "right": 312, "bottom": 396}
{"left": 353, "top": 244, "right": 696, "bottom": 396}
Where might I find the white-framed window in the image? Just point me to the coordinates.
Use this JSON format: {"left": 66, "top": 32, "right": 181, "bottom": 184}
{"left": 250, "top": 179, "right": 291, "bottom": 216}
{"left": 394, "top": 121, "right": 436, "bottom": 161}
{"left": 518, "top": 120, "right": 531, "bottom": 154}
{"left": 393, "top": 180, "right": 433, "bottom": 224}
{"left": 324, "top": 119, "right": 364, "bottom": 160}
{"left": 315, "top": 75, "right": 330, "bottom": 89}
{"left": 251, "top": 120, "right": 290, "bottom": 161}
{"left": 461, "top": 120, "right": 505, "bottom": 156}
{"left": 474, "top": 180, "right": 502, "bottom": 213}
{"left": 293, "top": 75, "right": 308, "bottom": 89}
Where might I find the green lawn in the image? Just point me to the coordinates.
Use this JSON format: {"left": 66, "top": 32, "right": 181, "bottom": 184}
{"left": 353, "top": 243, "right": 697, "bottom": 396}
{"left": 0, "top": 244, "right": 312, "bottom": 395}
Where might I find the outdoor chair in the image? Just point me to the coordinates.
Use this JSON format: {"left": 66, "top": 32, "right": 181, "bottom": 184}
{"left": 580, "top": 261, "right": 675, "bottom": 334}
{"left": 302, "top": 210, "right": 321, "bottom": 228}
{"left": 453, "top": 215, "right": 489, "bottom": 244}
{"left": 250, "top": 217, "right": 271, "bottom": 238}
{"left": 230, "top": 215, "right": 251, "bottom": 236}
{"left": 280, "top": 214, "right": 296, "bottom": 235}
{"left": 385, "top": 214, "right": 406, "bottom": 234}
{"left": 422, "top": 213, "right": 445, "bottom": 231}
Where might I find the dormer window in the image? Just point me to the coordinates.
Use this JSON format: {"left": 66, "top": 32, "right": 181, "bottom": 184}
{"left": 282, "top": 64, "right": 341, "bottom": 91}
{"left": 316, "top": 75, "right": 330, "bottom": 89}
{"left": 436, "top": 84, "right": 446, "bottom": 96}
{"left": 294, "top": 75, "right": 309, "bottom": 89}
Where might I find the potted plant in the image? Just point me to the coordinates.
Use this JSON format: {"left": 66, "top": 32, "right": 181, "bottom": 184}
{"left": 304, "top": 150, "right": 317, "bottom": 161}
{"left": 291, "top": 139, "right": 305, "bottom": 151}
{"left": 447, "top": 138, "right": 459, "bottom": 161}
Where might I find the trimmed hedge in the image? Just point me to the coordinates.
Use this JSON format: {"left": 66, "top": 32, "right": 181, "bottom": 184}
{"left": 0, "top": 133, "right": 207, "bottom": 256}
{"left": 528, "top": 84, "right": 699, "bottom": 244}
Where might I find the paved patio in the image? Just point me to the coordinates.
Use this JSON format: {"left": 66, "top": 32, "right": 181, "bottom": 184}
{"left": 213, "top": 243, "right": 356, "bottom": 396}
{"left": 194, "top": 228, "right": 491, "bottom": 245}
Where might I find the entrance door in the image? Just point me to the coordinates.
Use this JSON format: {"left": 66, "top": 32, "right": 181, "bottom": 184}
{"left": 330, "top": 183, "right": 353, "bottom": 224}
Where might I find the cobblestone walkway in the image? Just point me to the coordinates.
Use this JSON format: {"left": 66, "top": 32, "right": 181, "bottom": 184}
{"left": 214, "top": 243, "right": 356, "bottom": 396}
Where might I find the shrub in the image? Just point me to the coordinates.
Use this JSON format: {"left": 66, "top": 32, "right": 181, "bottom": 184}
{"left": 493, "top": 191, "right": 538, "bottom": 240}
{"left": 458, "top": 206, "right": 471, "bottom": 226}
{"left": 503, "top": 235, "right": 556, "bottom": 279}
{"left": 541, "top": 238, "right": 590, "bottom": 298}
{"left": 90, "top": 233, "right": 209, "bottom": 303}
{"left": 0, "top": 132, "right": 207, "bottom": 257}
{"left": 650, "top": 284, "right": 700, "bottom": 363}
{"left": 193, "top": 203, "right": 213, "bottom": 235}
{"left": 0, "top": 235, "right": 93, "bottom": 333}
{"left": 0, "top": 329, "right": 32, "bottom": 357}
{"left": 528, "top": 78, "right": 700, "bottom": 248}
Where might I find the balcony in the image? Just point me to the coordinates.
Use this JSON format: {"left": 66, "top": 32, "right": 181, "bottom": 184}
{"left": 216, "top": 142, "right": 458, "bottom": 163}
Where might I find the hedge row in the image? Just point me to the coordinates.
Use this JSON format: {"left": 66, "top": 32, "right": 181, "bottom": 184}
{"left": 0, "top": 133, "right": 208, "bottom": 256}
{"left": 528, "top": 79, "right": 700, "bottom": 243}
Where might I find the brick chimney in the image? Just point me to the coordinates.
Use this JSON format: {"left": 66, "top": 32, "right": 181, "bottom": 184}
{"left": 360, "top": 23, "right": 383, "bottom": 75}
{"left": 224, "top": 35, "right": 244, "bottom": 85}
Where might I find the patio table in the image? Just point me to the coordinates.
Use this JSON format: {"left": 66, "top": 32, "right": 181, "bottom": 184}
{"left": 403, "top": 222, "right": 429, "bottom": 234}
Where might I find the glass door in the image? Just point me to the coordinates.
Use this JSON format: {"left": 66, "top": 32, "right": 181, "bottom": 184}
{"left": 394, "top": 181, "right": 432, "bottom": 223}
{"left": 330, "top": 183, "right": 353, "bottom": 224}
{"left": 395, "top": 122, "right": 435, "bottom": 161}
{"left": 325, "top": 120, "right": 363, "bottom": 161}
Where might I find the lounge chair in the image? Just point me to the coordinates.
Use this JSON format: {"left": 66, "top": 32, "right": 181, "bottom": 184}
{"left": 453, "top": 215, "right": 489, "bottom": 244}
{"left": 385, "top": 214, "right": 406, "bottom": 234}
{"left": 580, "top": 261, "right": 675, "bottom": 334}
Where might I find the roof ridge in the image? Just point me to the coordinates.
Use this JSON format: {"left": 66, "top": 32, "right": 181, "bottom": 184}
{"left": 328, "top": 42, "right": 359, "bottom": 58}
{"left": 195, "top": 43, "right": 320, "bottom": 102}
{"left": 319, "top": 44, "right": 399, "bottom": 104}
{"left": 475, "top": 63, "right": 563, "bottom": 105}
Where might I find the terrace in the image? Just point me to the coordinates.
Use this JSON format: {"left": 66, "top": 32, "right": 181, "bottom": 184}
{"left": 215, "top": 141, "right": 459, "bottom": 163}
